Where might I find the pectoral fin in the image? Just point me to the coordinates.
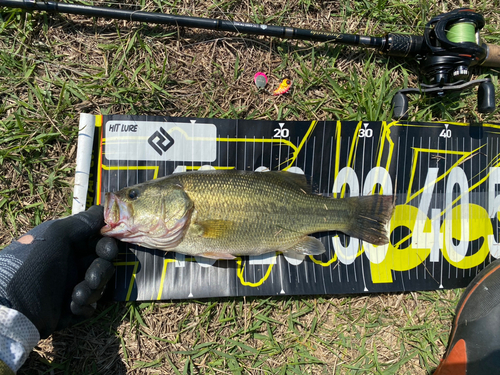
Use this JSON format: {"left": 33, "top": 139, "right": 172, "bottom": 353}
{"left": 192, "top": 220, "right": 234, "bottom": 239}
{"left": 283, "top": 236, "right": 326, "bottom": 257}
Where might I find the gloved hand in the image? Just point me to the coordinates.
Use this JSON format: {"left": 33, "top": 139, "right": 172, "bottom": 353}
{"left": 0, "top": 206, "right": 117, "bottom": 339}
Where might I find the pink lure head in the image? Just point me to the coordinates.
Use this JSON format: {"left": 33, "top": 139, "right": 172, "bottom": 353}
{"left": 254, "top": 72, "right": 268, "bottom": 89}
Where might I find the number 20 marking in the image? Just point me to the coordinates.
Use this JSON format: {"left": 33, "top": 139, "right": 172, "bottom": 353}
{"left": 274, "top": 127, "right": 289, "bottom": 138}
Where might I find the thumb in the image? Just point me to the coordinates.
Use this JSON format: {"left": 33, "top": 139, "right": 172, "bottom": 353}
{"left": 55, "top": 206, "right": 105, "bottom": 242}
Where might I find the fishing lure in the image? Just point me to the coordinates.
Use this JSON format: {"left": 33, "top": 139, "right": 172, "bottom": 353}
{"left": 272, "top": 78, "right": 292, "bottom": 95}
{"left": 254, "top": 72, "right": 268, "bottom": 89}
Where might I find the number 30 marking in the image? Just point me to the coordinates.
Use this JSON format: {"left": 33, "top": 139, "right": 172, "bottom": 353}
{"left": 359, "top": 128, "right": 373, "bottom": 138}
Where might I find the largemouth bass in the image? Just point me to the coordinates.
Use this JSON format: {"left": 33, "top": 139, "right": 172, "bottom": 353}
{"left": 101, "top": 170, "right": 394, "bottom": 260}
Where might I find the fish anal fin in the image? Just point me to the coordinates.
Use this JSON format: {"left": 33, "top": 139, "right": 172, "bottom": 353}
{"left": 200, "top": 252, "right": 236, "bottom": 260}
{"left": 282, "top": 251, "right": 305, "bottom": 262}
{"left": 284, "top": 236, "right": 325, "bottom": 257}
{"left": 193, "top": 220, "right": 234, "bottom": 239}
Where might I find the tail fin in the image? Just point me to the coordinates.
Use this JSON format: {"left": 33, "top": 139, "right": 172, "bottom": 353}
{"left": 344, "top": 195, "right": 395, "bottom": 246}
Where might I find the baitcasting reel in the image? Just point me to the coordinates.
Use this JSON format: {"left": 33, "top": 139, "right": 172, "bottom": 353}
{"left": 392, "top": 9, "right": 499, "bottom": 119}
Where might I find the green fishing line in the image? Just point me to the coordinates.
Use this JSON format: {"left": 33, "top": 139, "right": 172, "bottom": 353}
{"left": 447, "top": 21, "right": 476, "bottom": 43}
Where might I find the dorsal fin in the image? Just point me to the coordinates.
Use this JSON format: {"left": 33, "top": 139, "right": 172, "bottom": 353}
{"left": 273, "top": 171, "right": 311, "bottom": 193}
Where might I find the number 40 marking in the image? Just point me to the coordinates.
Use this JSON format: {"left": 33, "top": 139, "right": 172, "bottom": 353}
{"left": 440, "top": 124, "right": 452, "bottom": 138}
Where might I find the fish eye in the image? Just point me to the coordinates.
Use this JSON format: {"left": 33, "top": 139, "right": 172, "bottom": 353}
{"left": 128, "top": 189, "right": 140, "bottom": 200}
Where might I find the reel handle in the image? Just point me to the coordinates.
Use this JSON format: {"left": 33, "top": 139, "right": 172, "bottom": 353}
{"left": 392, "top": 78, "right": 496, "bottom": 120}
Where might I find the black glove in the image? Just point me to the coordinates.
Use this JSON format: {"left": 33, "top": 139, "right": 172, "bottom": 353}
{"left": 0, "top": 206, "right": 118, "bottom": 338}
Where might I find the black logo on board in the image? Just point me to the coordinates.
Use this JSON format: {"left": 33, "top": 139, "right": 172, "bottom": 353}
{"left": 148, "top": 127, "right": 174, "bottom": 155}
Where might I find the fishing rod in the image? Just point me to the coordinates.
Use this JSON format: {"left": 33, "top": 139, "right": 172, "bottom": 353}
{"left": 1, "top": 0, "right": 500, "bottom": 118}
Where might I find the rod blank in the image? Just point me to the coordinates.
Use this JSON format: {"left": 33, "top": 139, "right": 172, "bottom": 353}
{"left": 0, "top": 0, "right": 413, "bottom": 52}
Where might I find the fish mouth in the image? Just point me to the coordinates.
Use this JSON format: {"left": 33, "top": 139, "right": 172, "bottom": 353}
{"left": 101, "top": 193, "right": 132, "bottom": 236}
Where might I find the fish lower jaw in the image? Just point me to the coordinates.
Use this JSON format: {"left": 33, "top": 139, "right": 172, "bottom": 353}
{"left": 100, "top": 223, "right": 175, "bottom": 247}
{"left": 101, "top": 222, "right": 131, "bottom": 238}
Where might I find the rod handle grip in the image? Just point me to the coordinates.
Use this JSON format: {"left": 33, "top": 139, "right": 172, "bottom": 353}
{"left": 480, "top": 43, "right": 500, "bottom": 67}
{"left": 382, "top": 34, "right": 425, "bottom": 57}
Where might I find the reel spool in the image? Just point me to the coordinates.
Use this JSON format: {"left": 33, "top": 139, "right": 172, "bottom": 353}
{"left": 392, "top": 9, "right": 496, "bottom": 119}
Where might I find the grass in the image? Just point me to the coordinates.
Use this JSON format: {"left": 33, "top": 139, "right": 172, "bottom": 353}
{"left": 0, "top": 0, "right": 499, "bottom": 373}
{"left": 24, "top": 292, "right": 459, "bottom": 374}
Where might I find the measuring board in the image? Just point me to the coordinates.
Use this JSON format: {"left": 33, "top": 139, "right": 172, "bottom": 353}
{"left": 75, "top": 114, "right": 500, "bottom": 301}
